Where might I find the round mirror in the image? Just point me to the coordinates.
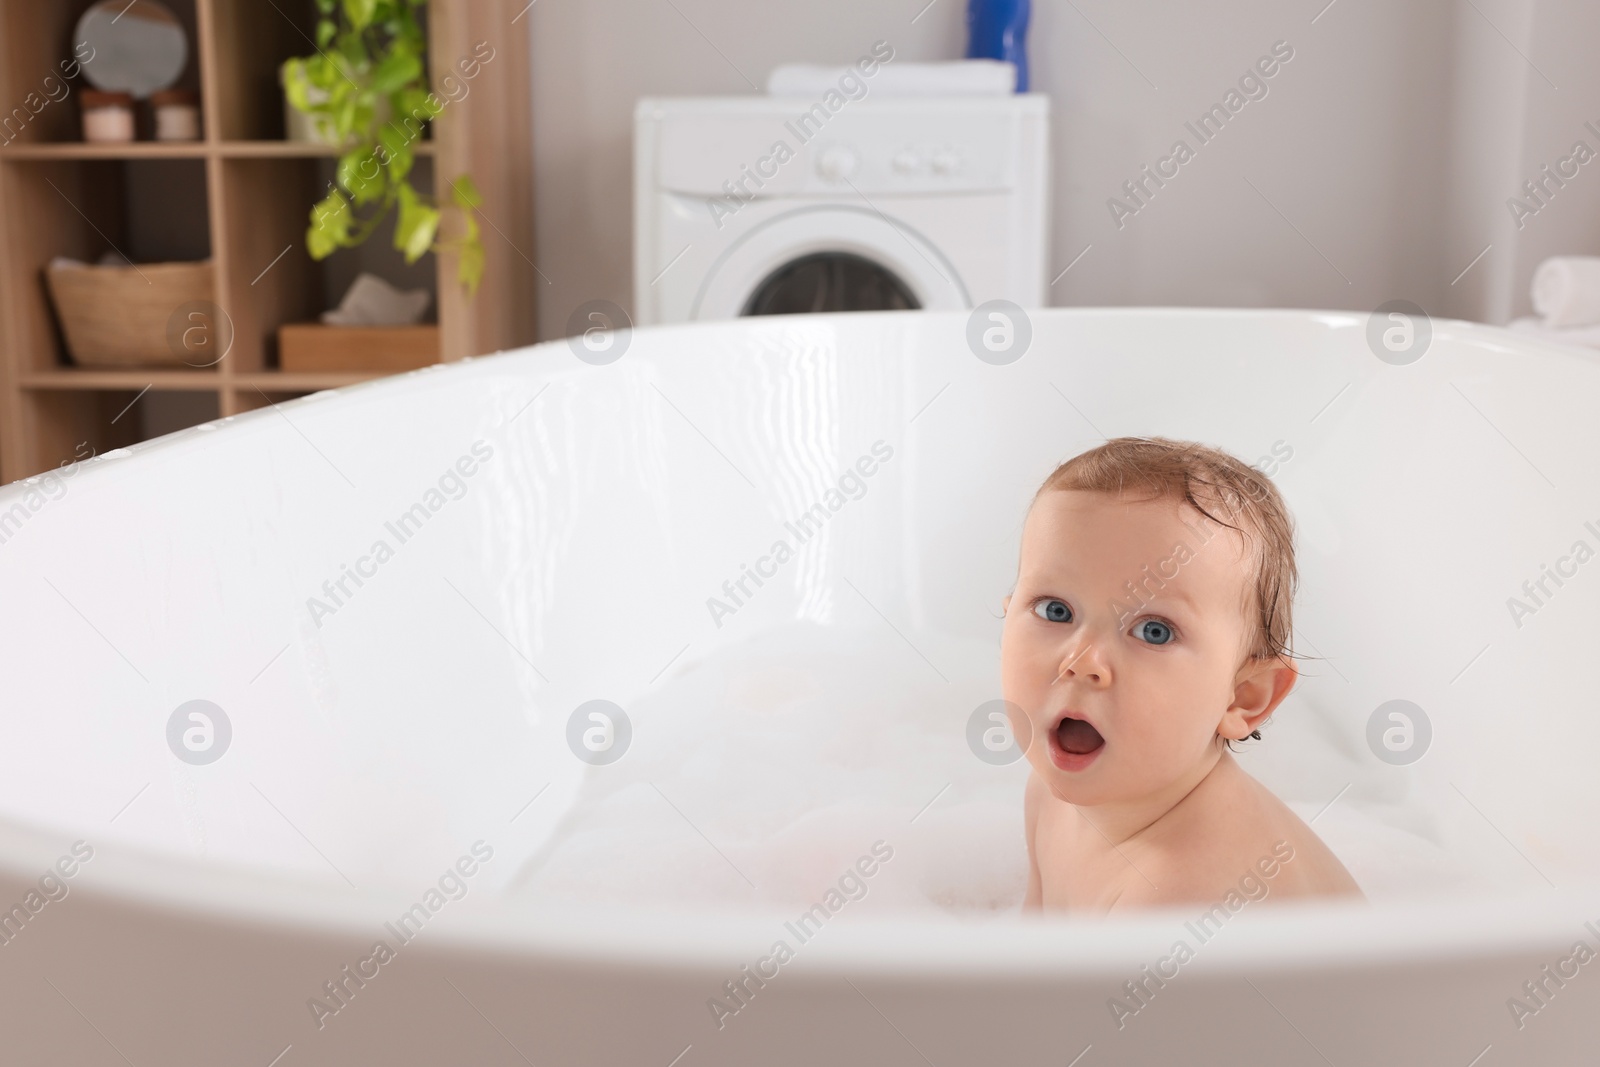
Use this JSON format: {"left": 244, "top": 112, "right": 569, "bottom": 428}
{"left": 76, "top": 0, "right": 188, "bottom": 99}
{"left": 742, "top": 251, "right": 920, "bottom": 316}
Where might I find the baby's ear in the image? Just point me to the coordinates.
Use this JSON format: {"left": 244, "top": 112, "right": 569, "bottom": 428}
{"left": 1220, "top": 656, "right": 1297, "bottom": 740}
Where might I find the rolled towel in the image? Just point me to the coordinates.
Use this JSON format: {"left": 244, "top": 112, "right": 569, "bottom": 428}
{"left": 1531, "top": 256, "right": 1600, "bottom": 327}
{"left": 767, "top": 60, "right": 1016, "bottom": 98}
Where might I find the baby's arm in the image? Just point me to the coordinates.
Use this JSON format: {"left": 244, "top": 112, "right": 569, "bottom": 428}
{"left": 1022, "top": 771, "right": 1044, "bottom": 909}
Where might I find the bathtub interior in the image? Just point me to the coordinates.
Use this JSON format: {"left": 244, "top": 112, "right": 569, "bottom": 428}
{"left": 0, "top": 308, "right": 1594, "bottom": 921}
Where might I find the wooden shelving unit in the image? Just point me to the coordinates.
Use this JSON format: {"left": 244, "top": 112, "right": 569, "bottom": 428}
{"left": 0, "top": 0, "right": 535, "bottom": 483}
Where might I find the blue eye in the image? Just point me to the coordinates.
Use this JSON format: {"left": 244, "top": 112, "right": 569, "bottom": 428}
{"left": 1134, "top": 619, "right": 1174, "bottom": 645}
{"left": 1033, "top": 598, "right": 1072, "bottom": 623}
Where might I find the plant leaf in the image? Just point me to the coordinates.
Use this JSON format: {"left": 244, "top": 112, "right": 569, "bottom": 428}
{"left": 371, "top": 49, "right": 422, "bottom": 95}
{"left": 305, "top": 54, "right": 339, "bottom": 95}
{"left": 338, "top": 147, "right": 385, "bottom": 206}
{"left": 450, "top": 175, "right": 484, "bottom": 210}
{"left": 343, "top": 0, "right": 377, "bottom": 31}
{"left": 394, "top": 182, "right": 440, "bottom": 263}
{"left": 307, "top": 189, "right": 352, "bottom": 259}
{"left": 282, "top": 59, "right": 314, "bottom": 112}
{"left": 389, "top": 103, "right": 433, "bottom": 147}
{"left": 378, "top": 121, "right": 414, "bottom": 182}
{"left": 335, "top": 94, "right": 360, "bottom": 141}
{"left": 458, "top": 234, "right": 485, "bottom": 295}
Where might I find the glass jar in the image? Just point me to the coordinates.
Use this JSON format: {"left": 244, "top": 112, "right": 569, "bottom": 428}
{"left": 80, "top": 90, "right": 135, "bottom": 143}
{"left": 150, "top": 88, "right": 201, "bottom": 142}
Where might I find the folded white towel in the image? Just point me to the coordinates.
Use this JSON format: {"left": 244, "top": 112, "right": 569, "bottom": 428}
{"left": 1509, "top": 315, "right": 1600, "bottom": 350}
{"left": 766, "top": 60, "right": 1016, "bottom": 98}
{"left": 1530, "top": 256, "right": 1600, "bottom": 328}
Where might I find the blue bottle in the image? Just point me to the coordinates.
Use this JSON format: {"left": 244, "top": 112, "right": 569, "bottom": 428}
{"left": 966, "top": 0, "right": 1031, "bottom": 92}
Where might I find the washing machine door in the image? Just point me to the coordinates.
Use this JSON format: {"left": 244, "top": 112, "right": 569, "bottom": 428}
{"left": 691, "top": 204, "right": 971, "bottom": 321}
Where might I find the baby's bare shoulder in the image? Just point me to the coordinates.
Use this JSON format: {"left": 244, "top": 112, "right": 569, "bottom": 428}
{"left": 1124, "top": 763, "right": 1363, "bottom": 907}
{"left": 1221, "top": 771, "right": 1364, "bottom": 900}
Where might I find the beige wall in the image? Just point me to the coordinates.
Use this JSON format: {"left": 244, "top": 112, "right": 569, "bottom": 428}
{"left": 526, "top": 0, "right": 1600, "bottom": 339}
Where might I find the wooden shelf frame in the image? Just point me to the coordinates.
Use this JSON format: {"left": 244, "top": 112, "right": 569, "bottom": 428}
{"left": 19, "top": 369, "right": 380, "bottom": 392}
{"left": 0, "top": 141, "right": 438, "bottom": 160}
{"left": 0, "top": 0, "right": 536, "bottom": 483}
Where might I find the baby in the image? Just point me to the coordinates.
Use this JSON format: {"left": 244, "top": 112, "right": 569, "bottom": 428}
{"left": 1004, "top": 437, "right": 1362, "bottom": 913}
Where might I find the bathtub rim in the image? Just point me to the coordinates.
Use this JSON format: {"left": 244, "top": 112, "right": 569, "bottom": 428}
{"left": 1, "top": 810, "right": 1590, "bottom": 981}
{"left": 3, "top": 305, "right": 1592, "bottom": 509}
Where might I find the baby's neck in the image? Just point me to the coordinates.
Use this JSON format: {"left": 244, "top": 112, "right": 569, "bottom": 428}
{"left": 1071, "top": 745, "right": 1236, "bottom": 847}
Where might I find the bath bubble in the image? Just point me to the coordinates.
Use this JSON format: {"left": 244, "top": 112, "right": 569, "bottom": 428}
{"left": 966, "top": 300, "right": 1032, "bottom": 365}
{"left": 1366, "top": 300, "right": 1431, "bottom": 365}
{"left": 515, "top": 623, "right": 1030, "bottom": 913}
{"left": 1366, "top": 699, "right": 1431, "bottom": 765}
{"left": 165, "top": 700, "right": 232, "bottom": 765}
{"left": 567, "top": 699, "right": 632, "bottom": 765}
{"left": 513, "top": 622, "right": 1509, "bottom": 911}
{"left": 966, "top": 699, "right": 1030, "bottom": 765}
{"left": 165, "top": 301, "right": 235, "bottom": 368}
{"left": 565, "top": 300, "right": 633, "bottom": 366}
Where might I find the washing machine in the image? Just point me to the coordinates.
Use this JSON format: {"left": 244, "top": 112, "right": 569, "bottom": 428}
{"left": 633, "top": 94, "right": 1049, "bottom": 325}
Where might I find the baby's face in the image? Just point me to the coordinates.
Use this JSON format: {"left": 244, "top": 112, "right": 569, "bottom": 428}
{"left": 1001, "top": 489, "right": 1263, "bottom": 805}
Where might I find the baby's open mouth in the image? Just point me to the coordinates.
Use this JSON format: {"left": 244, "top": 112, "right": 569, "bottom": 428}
{"left": 1055, "top": 715, "right": 1105, "bottom": 756}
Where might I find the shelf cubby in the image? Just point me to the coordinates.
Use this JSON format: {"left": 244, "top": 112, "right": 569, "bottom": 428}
{"left": 0, "top": 0, "right": 537, "bottom": 483}
{"left": 0, "top": 0, "right": 201, "bottom": 146}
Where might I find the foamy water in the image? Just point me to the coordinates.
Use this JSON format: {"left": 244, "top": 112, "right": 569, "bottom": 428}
{"left": 508, "top": 621, "right": 1545, "bottom": 914}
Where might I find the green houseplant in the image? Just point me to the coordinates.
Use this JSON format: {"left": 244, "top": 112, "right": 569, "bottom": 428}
{"left": 281, "top": 0, "right": 485, "bottom": 293}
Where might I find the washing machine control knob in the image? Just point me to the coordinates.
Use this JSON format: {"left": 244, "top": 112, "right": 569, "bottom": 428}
{"left": 932, "top": 150, "right": 962, "bottom": 175}
{"left": 817, "top": 145, "right": 858, "bottom": 182}
{"left": 891, "top": 150, "right": 920, "bottom": 174}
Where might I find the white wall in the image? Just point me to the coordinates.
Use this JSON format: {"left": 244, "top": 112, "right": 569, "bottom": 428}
{"left": 527, "top": 0, "right": 1600, "bottom": 340}
{"left": 1501, "top": 0, "right": 1600, "bottom": 319}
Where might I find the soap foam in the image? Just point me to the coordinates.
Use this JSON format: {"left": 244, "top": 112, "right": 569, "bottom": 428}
{"left": 511, "top": 620, "right": 1027, "bottom": 915}
{"left": 510, "top": 620, "right": 1520, "bottom": 914}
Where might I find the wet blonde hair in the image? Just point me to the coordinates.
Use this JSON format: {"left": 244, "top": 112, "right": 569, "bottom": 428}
{"left": 1033, "top": 436, "right": 1296, "bottom": 663}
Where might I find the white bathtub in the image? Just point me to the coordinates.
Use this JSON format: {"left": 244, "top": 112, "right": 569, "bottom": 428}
{"left": 0, "top": 308, "right": 1596, "bottom": 1064}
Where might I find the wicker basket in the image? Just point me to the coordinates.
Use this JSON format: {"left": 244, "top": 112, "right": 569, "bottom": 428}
{"left": 45, "top": 258, "right": 216, "bottom": 368}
